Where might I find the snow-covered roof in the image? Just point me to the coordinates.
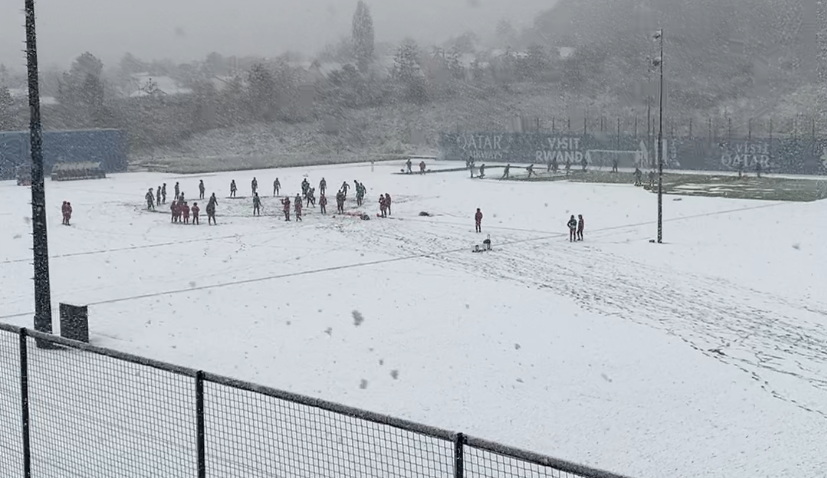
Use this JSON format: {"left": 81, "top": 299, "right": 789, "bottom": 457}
{"left": 7, "top": 88, "right": 58, "bottom": 105}
{"left": 127, "top": 74, "right": 193, "bottom": 98}
{"left": 559, "top": 47, "right": 576, "bottom": 59}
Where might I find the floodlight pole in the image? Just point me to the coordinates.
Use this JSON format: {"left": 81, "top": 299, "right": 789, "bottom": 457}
{"left": 656, "top": 29, "right": 665, "bottom": 244}
{"left": 25, "top": 0, "right": 53, "bottom": 334}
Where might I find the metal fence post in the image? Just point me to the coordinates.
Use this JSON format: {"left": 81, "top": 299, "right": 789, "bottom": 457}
{"left": 196, "top": 371, "right": 206, "bottom": 478}
{"left": 454, "top": 433, "right": 465, "bottom": 478}
{"left": 19, "top": 329, "right": 31, "bottom": 478}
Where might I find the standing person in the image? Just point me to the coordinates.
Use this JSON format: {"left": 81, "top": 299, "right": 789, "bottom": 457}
{"left": 294, "top": 195, "right": 303, "bottom": 222}
{"left": 340, "top": 181, "right": 350, "bottom": 198}
{"left": 156, "top": 186, "right": 162, "bottom": 206}
{"left": 251, "top": 177, "right": 258, "bottom": 196}
{"left": 182, "top": 202, "right": 190, "bottom": 224}
{"left": 581, "top": 156, "right": 588, "bottom": 172}
{"left": 161, "top": 183, "right": 167, "bottom": 204}
{"left": 191, "top": 202, "right": 200, "bottom": 225}
{"left": 551, "top": 157, "right": 558, "bottom": 173}
{"left": 230, "top": 180, "right": 237, "bottom": 197}
{"left": 526, "top": 164, "right": 534, "bottom": 178}
{"left": 174, "top": 182, "right": 180, "bottom": 200}
{"left": 565, "top": 159, "right": 571, "bottom": 176}
{"left": 179, "top": 191, "right": 185, "bottom": 203}
{"left": 252, "top": 193, "right": 262, "bottom": 216}
{"left": 319, "top": 178, "right": 327, "bottom": 195}
{"left": 612, "top": 157, "right": 619, "bottom": 173}
{"left": 301, "top": 179, "right": 310, "bottom": 196}
{"left": 355, "top": 184, "right": 364, "bottom": 206}
{"left": 475, "top": 208, "right": 483, "bottom": 233}
{"left": 501, "top": 164, "right": 510, "bottom": 179}
{"left": 273, "top": 178, "right": 281, "bottom": 196}
{"left": 478, "top": 163, "right": 486, "bottom": 179}
{"left": 406, "top": 158, "right": 412, "bottom": 173}
{"left": 319, "top": 193, "right": 327, "bottom": 214}
{"left": 336, "top": 191, "right": 345, "bottom": 214}
{"left": 282, "top": 196, "right": 291, "bottom": 221}
{"left": 385, "top": 193, "right": 392, "bottom": 216}
{"left": 756, "top": 160, "right": 763, "bottom": 178}
{"left": 567, "top": 215, "right": 578, "bottom": 242}
{"left": 207, "top": 194, "right": 218, "bottom": 225}
{"left": 170, "top": 200, "right": 178, "bottom": 223}
{"left": 61, "top": 201, "right": 69, "bottom": 225}
{"left": 577, "top": 214, "right": 585, "bottom": 241}
{"left": 547, "top": 159, "right": 552, "bottom": 173}
{"left": 378, "top": 195, "right": 387, "bottom": 218}
{"left": 306, "top": 188, "right": 313, "bottom": 208}
{"left": 145, "top": 188, "right": 155, "bottom": 211}
{"left": 634, "top": 167, "right": 642, "bottom": 186}
{"left": 419, "top": 160, "right": 426, "bottom": 174}
{"left": 648, "top": 170, "right": 655, "bottom": 188}
{"left": 199, "top": 180, "right": 205, "bottom": 199}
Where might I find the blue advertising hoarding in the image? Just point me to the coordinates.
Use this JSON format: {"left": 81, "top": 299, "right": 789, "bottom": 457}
{"left": 0, "top": 129, "right": 128, "bottom": 180}
{"left": 439, "top": 132, "right": 827, "bottom": 175}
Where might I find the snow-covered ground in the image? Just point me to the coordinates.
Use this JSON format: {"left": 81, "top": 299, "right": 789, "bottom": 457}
{"left": 1, "top": 162, "right": 826, "bottom": 478}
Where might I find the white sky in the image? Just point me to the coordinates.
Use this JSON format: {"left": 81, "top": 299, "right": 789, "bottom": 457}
{"left": 0, "top": 0, "right": 554, "bottom": 70}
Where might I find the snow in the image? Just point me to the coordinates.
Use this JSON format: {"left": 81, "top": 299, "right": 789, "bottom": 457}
{"left": 1, "top": 163, "right": 826, "bottom": 478}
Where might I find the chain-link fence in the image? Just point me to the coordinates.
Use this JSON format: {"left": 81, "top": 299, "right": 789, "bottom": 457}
{"left": 0, "top": 323, "right": 632, "bottom": 478}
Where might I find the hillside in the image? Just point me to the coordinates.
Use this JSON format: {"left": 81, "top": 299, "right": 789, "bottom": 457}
{"left": 134, "top": 81, "right": 826, "bottom": 174}
{"left": 531, "top": 0, "right": 824, "bottom": 113}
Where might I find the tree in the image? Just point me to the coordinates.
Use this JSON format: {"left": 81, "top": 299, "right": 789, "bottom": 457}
{"left": 352, "top": 1, "right": 375, "bottom": 74}
{"left": 496, "top": 19, "right": 517, "bottom": 45}
{"left": 80, "top": 73, "right": 104, "bottom": 109}
{"left": 191, "top": 80, "right": 218, "bottom": 131}
{"left": 452, "top": 32, "right": 478, "bottom": 54}
{"left": 70, "top": 52, "right": 103, "bottom": 80}
{"left": 247, "top": 63, "right": 277, "bottom": 121}
{"left": 392, "top": 39, "right": 421, "bottom": 83}
{"left": 520, "top": 44, "right": 550, "bottom": 80}
{"left": 119, "top": 53, "right": 146, "bottom": 76}
{"left": 59, "top": 52, "right": 105, "bottom": 110}
{"left": 0, "top": 64, "right": 9, "bottom": 87}
{"left": 0, "top": 86, "right": 14, "bottom": 131}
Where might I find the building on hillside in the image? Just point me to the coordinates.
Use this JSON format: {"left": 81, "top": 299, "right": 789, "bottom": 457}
{"left": 125, "top": 73, "right": 193, "bottom": 98}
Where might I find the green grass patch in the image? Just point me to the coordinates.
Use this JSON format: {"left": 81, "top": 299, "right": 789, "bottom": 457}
{"left": 504, "top": 170, "right": 827, "bottom": 202}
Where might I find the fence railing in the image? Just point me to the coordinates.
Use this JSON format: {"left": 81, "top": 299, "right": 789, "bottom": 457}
{"left": 451, "top": 116, "right": 825, "bottom": 140}
{"left": 0, "top": 323, "right": 632, "bottom": 478}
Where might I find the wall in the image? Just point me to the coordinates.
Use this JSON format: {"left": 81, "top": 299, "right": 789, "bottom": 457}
{"left": 0, "top": 129, "right": 128, "bottom": 180}
{"left": 439, "top": 132, "right": 827, "bottom": 175}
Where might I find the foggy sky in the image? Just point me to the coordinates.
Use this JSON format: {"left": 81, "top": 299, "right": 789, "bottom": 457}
{"left": 0, "top": 0, "right": 553, "bottom": 70}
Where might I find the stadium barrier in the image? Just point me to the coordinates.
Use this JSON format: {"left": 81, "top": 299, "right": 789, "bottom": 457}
{"left": 0, "top": 323, "right": 632, "bottom": 478}
{"left": 439, "top": 116, "right": 826, "bottom": 175}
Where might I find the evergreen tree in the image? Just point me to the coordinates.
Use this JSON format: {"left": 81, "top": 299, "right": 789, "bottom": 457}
{"left": 352, "top": 1, "right": 375, "bottom": 74}
{"left": 0, "top": 86, "right": 14, "bottom": 131}
{"left": 80, "top": 73, "right": 104, "bottom": 109}
{"left": 192, "top": 80, "right": 218, "bottom": 131}
{"left": 0, "top": 64, "right": 9, "bottom": 87}
{"left": 247, "top": 63, "right": 277, "bottom": 121}
{"left": 392, "top": 39, "right": 421, "bottom": 83}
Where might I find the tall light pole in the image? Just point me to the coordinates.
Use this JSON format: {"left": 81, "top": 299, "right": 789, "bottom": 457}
{"left": 653, "top": 29, "right": 664, "bottom": 244}
{"left": 25, "top": 0, "right": 53, "bottom": 334}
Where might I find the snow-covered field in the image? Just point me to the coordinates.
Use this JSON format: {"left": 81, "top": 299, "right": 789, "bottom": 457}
{"left": 1, "top": 162, "right": 826, "bottom": 478}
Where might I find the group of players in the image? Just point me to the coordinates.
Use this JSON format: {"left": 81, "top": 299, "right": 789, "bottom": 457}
{"left": 143, "top": 176, "right": 393, "bottom": 224}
